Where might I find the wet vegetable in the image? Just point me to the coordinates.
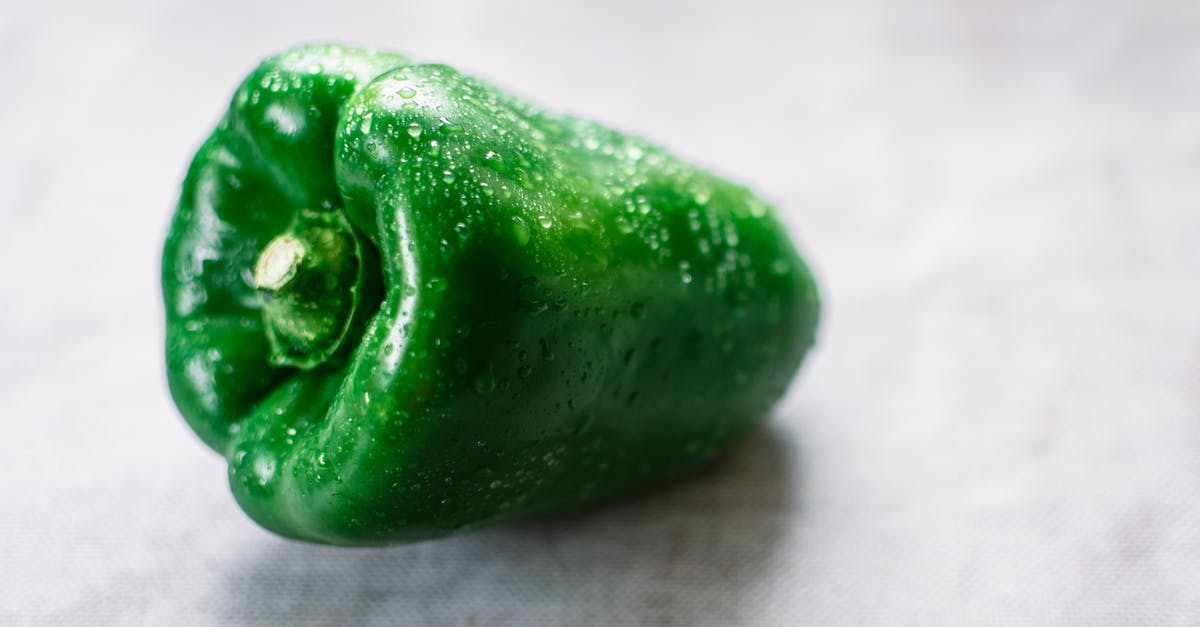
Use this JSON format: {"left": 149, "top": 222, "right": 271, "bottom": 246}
{"left": 163, "top": 44, "right": 820, "bottom": 544}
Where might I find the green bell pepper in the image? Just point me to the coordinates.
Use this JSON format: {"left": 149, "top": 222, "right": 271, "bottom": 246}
{"left": 163, "top": 43, "right": 820, "bottom": 545}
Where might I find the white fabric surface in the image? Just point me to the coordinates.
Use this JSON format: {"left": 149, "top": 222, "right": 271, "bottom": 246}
{"left": 3, "top": 0, "right": 1199, "bottom": 624}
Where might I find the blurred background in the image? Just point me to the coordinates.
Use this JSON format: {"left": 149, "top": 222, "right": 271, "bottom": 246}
{"left": 3, "top": 0, "right": 1199, "bottom": 624}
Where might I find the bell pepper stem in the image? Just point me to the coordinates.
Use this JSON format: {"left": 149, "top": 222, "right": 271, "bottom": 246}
{"left": 253, "top": 209, "right": 376, "bottom": 369}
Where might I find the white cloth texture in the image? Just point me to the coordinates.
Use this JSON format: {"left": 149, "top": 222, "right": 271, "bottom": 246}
{"left": 2, "top": 0, "right": 1199, "bottom": 624}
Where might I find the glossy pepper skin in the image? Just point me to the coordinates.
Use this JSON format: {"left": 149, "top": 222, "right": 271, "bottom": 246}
{"left": 163, "top": 44, "right": 820, "bottom": 545}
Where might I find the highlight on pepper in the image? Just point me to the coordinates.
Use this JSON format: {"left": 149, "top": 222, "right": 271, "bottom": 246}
{"left": 162, "top": 43, "right": 820, "bottom": 545}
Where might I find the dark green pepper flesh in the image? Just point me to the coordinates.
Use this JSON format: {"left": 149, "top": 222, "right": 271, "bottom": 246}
{"left": 163, "top": 44, "right": 819, "bottom": 545}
